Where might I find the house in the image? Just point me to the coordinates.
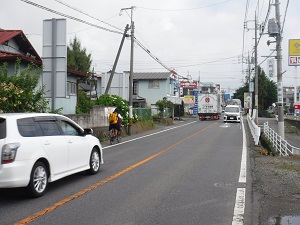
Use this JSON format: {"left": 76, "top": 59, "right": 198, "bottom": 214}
{"left": 131, "top": 72, "right": 178, "bottom": 108}
{"left": 0, "top": 29, "right": 90, "bottom": 114}
{"left": 0, "top": 30, "right": 42, "bottom": 73}
{"left": 96, "top": 71, "right": 179, "bottom": 109}
{"left": 283, "top": 86, "right": 300, "bottom": 113}
{"left": 0, "top": 30, "right": 179, "bottom": 115}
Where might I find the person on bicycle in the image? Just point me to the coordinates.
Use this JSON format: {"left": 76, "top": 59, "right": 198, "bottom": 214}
{"left": 109, "top": 108, "right": 123, "bottom": 137}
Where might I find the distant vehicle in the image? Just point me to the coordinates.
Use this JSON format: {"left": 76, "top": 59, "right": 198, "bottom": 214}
{"left": 226, "top": 98, "right": 241, "bottom": 106}
{"left": 0, "top": 113, "right": 104, "bottom": 197}
{"left": 197, "top": 92, "right": 221, "bottom": 120}
{"left": 223, "top": 105, "right": 241, "bottom": 123}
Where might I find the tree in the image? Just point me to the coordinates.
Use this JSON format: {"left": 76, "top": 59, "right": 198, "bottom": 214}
{"left": 67, "top": 36, "right": 92, "bottom": 73}
{"left": 233, "top": 66, "right": 277, "bottom": 116}
{"left": 67, "top": 36, "right": 95, "bottom": 113}
{"left": 76, "top": 89, "right": 93, "bottom": 114}
{"left": 0, "top": 59, "right": 49, "bottom": 113}
{"left": 155, "top": 98, "right": 174, "bottom": 118}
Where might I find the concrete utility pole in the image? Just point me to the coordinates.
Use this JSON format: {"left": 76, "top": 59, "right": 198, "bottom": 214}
{"left": 248, "top": 52, "right": 253, "bottom": 113}
{"left": 121, "top": 6, "right": 135, "bottom": 135}
{"left": 275, "top": 0, "right": 284, "bottom": 139}
{"left": 254, "top": 11, "right": 259, "bottom": 125}
{"left": 104, "top": 24, "right": 130, "bottom": 95}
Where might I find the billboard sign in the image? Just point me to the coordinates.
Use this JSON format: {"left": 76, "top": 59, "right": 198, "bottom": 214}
{"left": 43, "top": 18, "right": 67, "bottom": 98}
{"left": 183, "top": 95, "right": 195, "bottom": 104}
{"left": 180, "top": 81, "right": 198, "bottom": 89}
{"left": 244, "top": 92, "right": 251, "bottom": 110}
{"left": 289, "top": 39, "right": 300, "bottom": 66}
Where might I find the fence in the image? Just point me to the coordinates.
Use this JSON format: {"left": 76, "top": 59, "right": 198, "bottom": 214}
{"left": 133, "top": 108, "right": 152, "bottom": 120}
{"left": 263, "top": 122, "right": 300, "bottom": 156}
{"left": 247, "top": 109, "right": 261, "bottom": 145}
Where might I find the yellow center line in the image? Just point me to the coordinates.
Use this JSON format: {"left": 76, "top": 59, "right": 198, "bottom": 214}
{"left": 15, "top": 122, "right": 216, "bottom": 225}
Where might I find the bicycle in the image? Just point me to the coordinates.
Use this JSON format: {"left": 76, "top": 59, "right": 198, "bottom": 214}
{"left": 109, "top": 124, "right": 123, "bottom": 145}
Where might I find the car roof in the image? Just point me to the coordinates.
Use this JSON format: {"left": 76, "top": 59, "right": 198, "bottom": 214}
{"left": 0, "top": 113, "right": 63, "bottom": 119}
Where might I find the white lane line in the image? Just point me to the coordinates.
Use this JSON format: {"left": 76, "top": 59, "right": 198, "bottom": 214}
{"left": 232, "top": 118, "right": 247, "bottom": 224}
{"left": 232, "top": 188, "right": 246, "bottom": 225}
{"left": 103, "top": 121, "right": 197, "bottom": 149}
{"left": 239, "top": 118, "right": 247, "bottom": 183}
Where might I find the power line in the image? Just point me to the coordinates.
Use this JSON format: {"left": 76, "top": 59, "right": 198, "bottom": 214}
{"left": 281, "top": 0, "right": 290, "bottom": 32}
{"left": 134, "top": 37, "right": 185, "bottom": 79}
{"left": 53, "top": 0, "right": 124, "bottom": 32}
{"left": 137, "top": 0, "right": 232, "bottom": 11}
{"left": 20, "top": 0, "right": 124, "bottom": 35}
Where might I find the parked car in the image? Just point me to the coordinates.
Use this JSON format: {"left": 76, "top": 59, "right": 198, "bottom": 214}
{"left": 0, "top": 113, "right": 104, "bottom": 197}
{"left": 223, "top": 105, "right": 241, "bottom": 123}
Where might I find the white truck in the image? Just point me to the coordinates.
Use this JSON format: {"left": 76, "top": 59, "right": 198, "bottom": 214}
{"left": 197, "top": 92, "right": 221, "bottom": 120}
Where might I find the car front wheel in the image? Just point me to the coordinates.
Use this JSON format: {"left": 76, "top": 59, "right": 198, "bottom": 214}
{"left": 26, "top": 161, "right": 48, "bottom": 198}
{"left": 87, "top": 148, "right": 100, "bottom": 175}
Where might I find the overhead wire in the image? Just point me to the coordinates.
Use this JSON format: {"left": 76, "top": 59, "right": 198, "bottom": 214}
{"left": 134, "top": 37, "right": 186, "bottom": 79}
{"left": 137, "top": 0, "right": 232, "bottom": 11}
{"left": 21, "top": 0, "right": 242, "bottom": 82}
{"left": 281, "top": 0, "right": 290, "bottom": 33}
{"left": 52, "top": 0, "right": 123, "bottom": 32}
{"left": 241, "top": 0, "right": 251, "bottom": 80}
{"left": 20, "top": 0, "right": 124, "bottom": 35}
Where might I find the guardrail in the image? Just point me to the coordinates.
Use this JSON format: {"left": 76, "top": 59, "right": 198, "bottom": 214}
{"left": 263, "top": 122, "right": 300, "bottom": 156}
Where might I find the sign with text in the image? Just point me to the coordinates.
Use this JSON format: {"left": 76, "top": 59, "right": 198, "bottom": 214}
{"left": 289, "top": 39, "right": 300, "bottom": 66}
{"left": 180, "top": 81, "right": 198, "bottom": 89}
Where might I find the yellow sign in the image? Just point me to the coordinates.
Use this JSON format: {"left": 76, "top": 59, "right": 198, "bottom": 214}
{"left": 184, "top": 96, "right": 195, "bottom": 104}
{"left": 289, "top": 39, "right": 300, "bottom": 56}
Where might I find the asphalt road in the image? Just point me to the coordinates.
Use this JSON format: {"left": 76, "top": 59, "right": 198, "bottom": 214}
{"left": 0, "top": 119, "right": 252, "bottom": 225}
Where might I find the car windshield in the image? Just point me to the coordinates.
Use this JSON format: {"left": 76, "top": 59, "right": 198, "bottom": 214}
{"left": 225, "top": 107, "right": 239, "bottom": 113}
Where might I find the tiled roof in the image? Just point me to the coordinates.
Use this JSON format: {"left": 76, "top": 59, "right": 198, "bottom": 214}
{"left": 0, "top": 50, "right": 42, "bottom": 65}
{"left": 0, "top": 30, "right": 42, "bottom": 63}
{"left": 67, "top": 68, "right": 88, "bottom": 78}
{"left": 133, "top": 72, "right": 173, "bottom": 80}
{"left": 0, "top": 30, "right": 22, "bottom": 43}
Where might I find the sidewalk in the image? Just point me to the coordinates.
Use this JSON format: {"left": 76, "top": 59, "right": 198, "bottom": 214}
{"left": 258, "top": 117, "right": 300, "bottom": 148}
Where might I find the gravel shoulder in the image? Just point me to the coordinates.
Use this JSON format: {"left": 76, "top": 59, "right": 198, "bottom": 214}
{"left": 248, "top": 121, "right": 300, "bottom": 224}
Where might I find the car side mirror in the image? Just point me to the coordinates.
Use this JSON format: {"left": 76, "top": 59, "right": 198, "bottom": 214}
{"left": 83, "top": 128, "right": 93, "bottom": 135}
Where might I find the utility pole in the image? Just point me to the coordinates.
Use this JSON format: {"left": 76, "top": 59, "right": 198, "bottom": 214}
{"left": 248, "top": 52, "right": 253, "bottom": 114}
{"left": 121, "top": 6, "right": 135, "bottom": 135}
{"left": 275, "top": 0, "right": 284, "bottom": 138}
{"left": 254, "top": 11, "right": 259, "bottom": 125}
{"left": 104, "top": 24, "right": 130, "bottom": 95}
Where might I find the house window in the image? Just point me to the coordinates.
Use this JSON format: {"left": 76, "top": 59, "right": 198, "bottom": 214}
{"left": 149, "top": 80, "right": 160, "bottom": 89}
{"left": 67, "top": 82, "right": 77, "bottom": 96}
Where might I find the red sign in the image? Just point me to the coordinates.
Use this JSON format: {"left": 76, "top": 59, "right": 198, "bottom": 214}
{"left": 180, "top": 81, "right": 198, "bottom": 89}
{"left": 205, "top": 97, "right": 210, "bottom": 103}
{"left": 294, "top": 104, "right": 300, "bottom": 109}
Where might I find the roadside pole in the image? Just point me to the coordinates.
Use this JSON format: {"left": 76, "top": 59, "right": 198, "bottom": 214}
{"left": 275, "top": 0, "right": 285, "bottom": 139}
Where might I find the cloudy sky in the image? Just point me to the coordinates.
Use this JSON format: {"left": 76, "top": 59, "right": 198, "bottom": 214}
{"left": 1, "top": 0, "right": 299, "bottom": 93}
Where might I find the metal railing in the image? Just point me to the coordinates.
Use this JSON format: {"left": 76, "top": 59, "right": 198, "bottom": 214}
{"left": 263, "top": 122, "right": 300, "bottom": 156}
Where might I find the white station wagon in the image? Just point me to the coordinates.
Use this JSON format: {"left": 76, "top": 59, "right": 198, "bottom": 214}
{"left": 0, "top": 113, "right": 104, "bottom": 197}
